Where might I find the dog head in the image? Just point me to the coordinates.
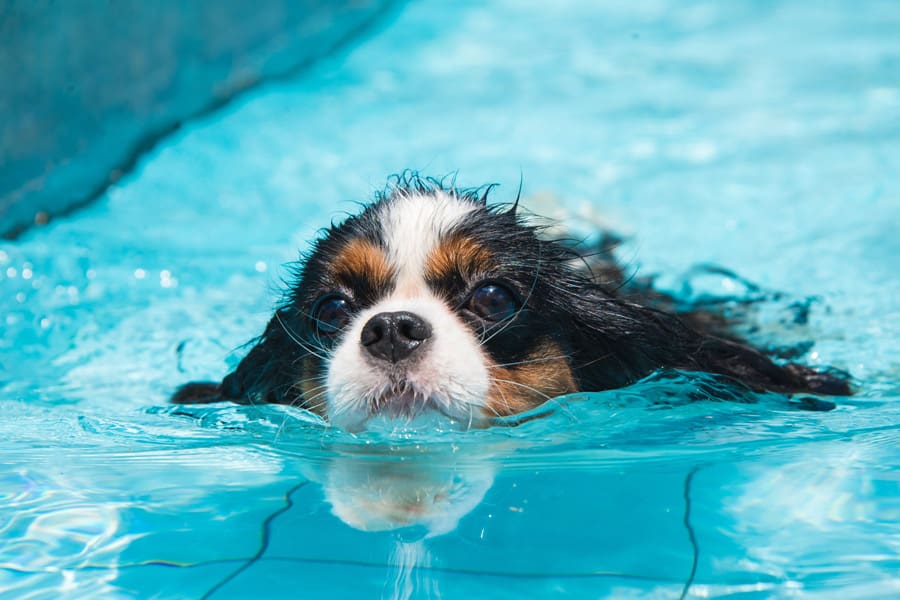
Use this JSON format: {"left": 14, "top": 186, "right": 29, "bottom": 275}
{"left": 280, "top": 176, "right": 587, "bottom": 430}
{"left": 206, "top": 175, "right": 613, "bottom": 430}
{"left": 173, "top": 174, "right": 851, "bottom": 429}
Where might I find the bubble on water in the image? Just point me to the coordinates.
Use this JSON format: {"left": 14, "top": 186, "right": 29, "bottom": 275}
{"left": 160, "top": 270, "right": 177, "bottom": 288}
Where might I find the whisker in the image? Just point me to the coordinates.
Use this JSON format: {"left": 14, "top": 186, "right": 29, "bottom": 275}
{"left": 488, "top": 354, "right": 572, "bottom": 369}
{"left": 284, "top": 378, "right": 329, "bottom": 404}
{"left": 486, "top": 380, "right": 515, "bottom": 418}
{"left": 274, "top": 412, "right": 290, "bottom": 443}
{"left": 577, "top": 352, "right": 615, "bottom": 370}
{"left": 291, "top": 384, "right": 327, "bottom": 405}
{"left": 286, "top": 305, "right": 354, "bottom": 339}
{"left": 489, "top": 377, "right": 553, "bottom": 401}
{"left": 298, "top": 389, "right": 330, "bottom": 410}
{"left": 285, "top": 374, "right": 329, "bottom": 391}
{"left": 478, "top": 321, "right": 533, "bottom": 342}
{"left": 274, "top": 310, "right": 331, "bottom": 361}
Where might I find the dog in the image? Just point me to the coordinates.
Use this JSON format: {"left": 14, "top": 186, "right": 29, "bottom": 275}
{"left": 172, "top": 173, "right": 851, "bottom": 430}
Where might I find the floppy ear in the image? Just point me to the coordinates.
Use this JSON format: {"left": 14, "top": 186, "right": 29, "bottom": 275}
{"left": 568, "top": 288, "right": 851, "bottom": 398}
{"left": 681, "top": 330, "right": 851, "bottom": 396}
{"left": 169, "top": 381, "right": 225, "bottom": 404}
{"left": 171, "top": 309, "right": 305, "bottom": 405}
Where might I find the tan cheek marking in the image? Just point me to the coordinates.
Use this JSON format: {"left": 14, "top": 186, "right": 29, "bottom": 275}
{"left": 298, "top": 355, "right": 327, "bottom": 415}
{"left": 424, "top": 235, "right": 493, "bottom": 282}
{"left": 332, "top": 237, "right": 393, "bottom": 289}
{"left": 485, "top": 340, "right": 578, "bottom": 417}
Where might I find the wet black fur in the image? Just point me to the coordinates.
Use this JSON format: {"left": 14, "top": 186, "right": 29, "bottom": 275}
{"left": 172, "top": 173, "right": 851, "bottom": 409}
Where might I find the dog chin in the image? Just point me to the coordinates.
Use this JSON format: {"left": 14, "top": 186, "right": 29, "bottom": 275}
{"left": 331, "top": 382, "right": 486, "bottom": 433}
{"left": 371, "top": 385, "right": 443, "bottom": 418}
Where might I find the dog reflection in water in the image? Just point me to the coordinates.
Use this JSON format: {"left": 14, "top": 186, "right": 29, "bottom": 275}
{"left": 305, "top": 444, "right": 496, "bottom": 600}
{"left": 309, "top": 446, "right": 495, "bottom": 536}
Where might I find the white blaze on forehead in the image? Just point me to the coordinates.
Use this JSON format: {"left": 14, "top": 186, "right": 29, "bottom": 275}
{"left": 324, "top": 191, "right": 489, "bottom": 431}
{"left": 379, "top": 191, "right": 479, "bottom": 293}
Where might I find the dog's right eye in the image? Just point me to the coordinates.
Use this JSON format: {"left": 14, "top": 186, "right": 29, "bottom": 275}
{"left": 312, "top": 295, "right": 353, "bottom": 335}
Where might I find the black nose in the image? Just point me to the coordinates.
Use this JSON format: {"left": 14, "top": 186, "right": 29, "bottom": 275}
{"left": 360, "top": 311, "right": 433, "bottom": 363}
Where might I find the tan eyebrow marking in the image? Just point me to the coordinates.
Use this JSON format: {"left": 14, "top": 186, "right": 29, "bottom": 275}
{"left": 485, "top": 339, "right": 578, "bottom": 417}
{"left": 331, "top": 237, "right": 393, "bottom": 290}
{"left": 425, "top": 234, "right": 494, "bottom": 282}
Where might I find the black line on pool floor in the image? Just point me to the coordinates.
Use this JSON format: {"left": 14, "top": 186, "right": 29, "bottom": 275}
{"left": 201, "top": 480, "right": 310, "bottom": 600}
{"left": 2, "top": 558, "right": 694, "bottom": 584}
{"left": 679, "top": 466, "right": 702, "bottom": 600}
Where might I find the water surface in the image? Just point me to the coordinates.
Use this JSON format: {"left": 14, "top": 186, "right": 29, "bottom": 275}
{"left": 2, "top": 1, "right": 899, "bottom": 598}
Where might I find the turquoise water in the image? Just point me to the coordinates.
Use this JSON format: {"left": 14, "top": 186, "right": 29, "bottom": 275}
{"left": 2, "top": 1, "right": 900, "bottom": 598}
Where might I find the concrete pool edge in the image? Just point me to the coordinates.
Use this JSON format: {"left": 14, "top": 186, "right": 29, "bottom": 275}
{"left": 0, "top": 0, "right": 404, "bottom": 240}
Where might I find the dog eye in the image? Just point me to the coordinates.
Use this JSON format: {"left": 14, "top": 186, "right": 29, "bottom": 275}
{"left": 312, "top": 295, "right": 353, "bottom": 334}
{"left": 469, "top": 283, "right": 518, "bottom": 321}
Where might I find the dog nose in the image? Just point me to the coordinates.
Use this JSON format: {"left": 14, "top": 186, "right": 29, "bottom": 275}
{"left": 360, "top": 311, "right": 432, "bottom": 363}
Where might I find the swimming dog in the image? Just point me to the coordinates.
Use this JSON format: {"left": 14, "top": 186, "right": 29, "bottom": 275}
{"left": 172, "top": 174, "right": 850, "bottom": 430}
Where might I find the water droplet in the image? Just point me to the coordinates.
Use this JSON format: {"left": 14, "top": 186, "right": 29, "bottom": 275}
{"left": 160, "top": 270, "right": 177, "bottom": 288}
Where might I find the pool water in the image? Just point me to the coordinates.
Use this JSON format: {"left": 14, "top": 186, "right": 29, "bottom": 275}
{"left": 2, "top": 0, "right": 899, "bottom": 598}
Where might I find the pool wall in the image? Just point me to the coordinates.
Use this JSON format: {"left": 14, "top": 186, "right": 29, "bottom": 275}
{"left": 0, "top": 0, "right": 397, "bottom": 238}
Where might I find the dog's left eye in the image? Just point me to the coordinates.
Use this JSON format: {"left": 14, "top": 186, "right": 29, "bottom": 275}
{"left": 469, "top": 283, "right": 519, "bottom": 321}
{"left": 312, "top": 295, "right": 353, "bottom": 334}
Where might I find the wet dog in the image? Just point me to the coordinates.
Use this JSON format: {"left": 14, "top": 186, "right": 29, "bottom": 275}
{"left": 172, "top": 174, "right": 850, "bottom": 430}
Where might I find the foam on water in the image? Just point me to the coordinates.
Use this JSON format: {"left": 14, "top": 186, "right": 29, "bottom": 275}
{"left": 2, "top": 0, "right": 899, "bottom": 598}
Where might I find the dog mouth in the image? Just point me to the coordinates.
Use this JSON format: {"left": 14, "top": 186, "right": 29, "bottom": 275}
{"left": 362, "top": 373, "right": 481, "bottom": 426}
{"left": 369, "top": 383, "right": 445, "bottom": 420}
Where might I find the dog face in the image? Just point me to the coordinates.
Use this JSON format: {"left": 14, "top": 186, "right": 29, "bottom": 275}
{"left": 287, "top": 184, "right": 579, "bottom": 430}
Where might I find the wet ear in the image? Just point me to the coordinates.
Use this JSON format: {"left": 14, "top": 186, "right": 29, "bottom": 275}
{"left": 170, "top": 381, "right": 224, "bottom": 404}
{"left": 170, "top": 309, "right": 301, "bottom": 405}
{"left": 568, "top": 288, "right": 852, "bottom": 398}
{"left": 781, "top": 363, "right": 852, "bottom": 396}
